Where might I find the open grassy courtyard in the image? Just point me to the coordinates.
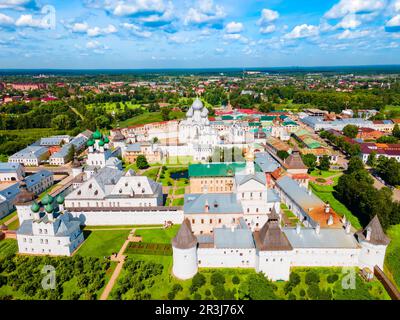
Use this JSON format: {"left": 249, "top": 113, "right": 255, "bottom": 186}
{"left": 134, "top": 225, "right": 180, "bottom": 244}
{"left": 76, "top": 230, "right": 130, "bottom": 257}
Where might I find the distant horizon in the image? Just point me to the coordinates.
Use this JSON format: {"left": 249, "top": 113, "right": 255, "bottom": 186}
{"left": 1, "top": 63, "right": 400, "bottom": 70}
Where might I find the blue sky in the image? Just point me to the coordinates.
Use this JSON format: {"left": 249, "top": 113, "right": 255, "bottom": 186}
{"left": 0, "top": 0, "right": 400, "bottom": 69}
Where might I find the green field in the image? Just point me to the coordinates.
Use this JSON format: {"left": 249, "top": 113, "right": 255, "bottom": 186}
{"left": 385, "top": 224, "right": 400, "bottom": 290}
{"left": 172, "top": 198, "right": 184, "bottom": 206}
{"left": 118, "top": 112, "right": 164, "bottom": 128}
{"left": 134, "top": 225, "right": 180, "bottom": 244}
{"left": 76, "top": 230, "right": 130, "bottom": 257}
{"left": 0, "top": 239, "right": 18, "bottom": 258}
{"left": 117, "top": 110, "right": 185, "bottom": 128}
{"left": 86, "top": 102, "right": 142, "bottom": 114}
{"left": 0, "top": 211, "right": 17, "bottom": 225}
{"left": 142, "top": 167, "right": 160, "bottom": 181}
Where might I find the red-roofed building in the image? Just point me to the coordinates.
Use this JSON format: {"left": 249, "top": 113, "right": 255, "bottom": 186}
{"left": 360, "top": 142, "right": 400, "bottom": 163}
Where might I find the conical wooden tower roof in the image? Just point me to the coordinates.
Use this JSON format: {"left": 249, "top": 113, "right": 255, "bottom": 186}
{"left": 172, "top": 219, "right": 197, "bottom": 249}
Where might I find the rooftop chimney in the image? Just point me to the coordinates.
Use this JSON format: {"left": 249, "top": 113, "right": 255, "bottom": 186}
{"left": 296, "top": 222, "right": 301, "bottom": 235}
{"left": 315, "top": 223, "right": 321, "bottom": 235}
{"left": 325, "top": 203, "right": 330, "bottom": 214}
{"left": 204, "top": 200, "right": 209, "bottom": 213}
{"left": 327, "top": 214, "right": 334, "bottom": 226}
{"left": 342, "top": 215, "right": 347, "bottom": 225}
{"left": 345, "top": 221, "right": 352, "bottom": 234}
{"left": 366, "top": 227, "right": 372, "bottom": 241}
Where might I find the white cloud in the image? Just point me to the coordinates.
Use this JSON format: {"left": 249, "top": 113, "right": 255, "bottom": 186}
{"left": 15, "top": 14, "right": 47, "bottom": 28}
{"left": 257, "top": 8, "right": 279, "bottom": 35}
{"left": 335, "top": 14, "right": 361, "bottom": 29}
{"left": 0, "top": 13, "right": 14, "bottom": 26}
{"left": 223, "top": 33, "right": 248, "bottom": 43}
{"left": 225, "top": 21, "right": 243, "bottom": 34}
{"left": 184, "top": 0, "right": 226, "bottom": 28}
{"left": 87, "top": 24, "right": 117, "bottom": 37}
{"left": 0, "top": 0, "right": 35, "bottom": 10}
{"left": 71, "top": 22, "right": 89, "bottom": 33}
{"left": 336, "top": 29, "right": 370, "bottom": 39}
{"left": 260, "top": 25, "right": 276, "bottom": 34}
{"left": 325, "top": 0, "right": 386, "bottom": 19}
{"left": 387, "top": 14, "right": 400, "bottom": 27}
{"left": 122, "top": 23, "right": 152, "bottom": 38}
{"left": 168, "top": 34, "right": 190, "bottom": 44}
{"left": 284, "top": 24, "right": 319, "bottom": 39}
{"left": 69, "top": 22, "right": 118, "bottom": 37}
{"left": 258, "top": 8, "right": 279, "bottom": 24}
{"left": 86, "top": 40, "right": 110, "bottom": 53}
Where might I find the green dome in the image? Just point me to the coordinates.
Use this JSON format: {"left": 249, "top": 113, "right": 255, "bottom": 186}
{"left": 87, "top": 139, "right": 95, "bottom": 147}
{"left": 98, "top": 140, "right": 105, "bottom": 147}
{"left": 31, "top": 202, "right": 40, "bottom": 213}
{"left": 104, "top": 136, "right": 110, "bottom": 143}
{"left": 41, "top": 194, "right": 54, "bottom": 206}
{"left": 93, "top": 130, "right": 102, "bottom": 140}
{"left": 44, "top": 204, "right": 53, "bottom": 213}
{"left": 56, "top": 195, "right": 64, "bottom": 204}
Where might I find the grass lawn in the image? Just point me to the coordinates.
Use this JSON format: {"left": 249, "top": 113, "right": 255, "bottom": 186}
{"left": 172, "top": 198, "right": 184, "bottom": 206}
{"left": 165, "top": 156, "right": 194, "bottom": 166}
{"left": 310, "top": 170, "right": 342, "bottom": 178}
{"left": 76, "top": 230, "right": 130, "bottom": 257}
{"left": 83, "top": 224, "right": 163, "bottom": 230}
{"left": 117, "top": 112, "right": 164, "bottom": 128}
{"left": 134, "top": 225, "right": 180, "bottom": 244}
{"left": 310, "top": 182, "right": 362, "bottom": 229}
{"left": 6, "top": 218, "right": 20, "bottom": 230}
{"left": 0, "top": 211, "right": 17, "bottom": 225}
{"left": 174, "top": 188, "right": 185, "bottom": 196}
{"left": 384, "top": 224, "right": 400, "bottom": 290}
{"left": 0, "top": 239, "right": 18, "bottom": 258}
{"left": 142, "top": 167, "right": 160, "bottom": 181}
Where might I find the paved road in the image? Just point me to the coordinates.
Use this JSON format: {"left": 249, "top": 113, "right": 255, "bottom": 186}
{"left": 371, "top": 174, "right": 400, "bottom": 201}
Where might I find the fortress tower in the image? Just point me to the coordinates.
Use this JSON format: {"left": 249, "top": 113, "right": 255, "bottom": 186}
{"left": 356, "top": 215, "right": 390, "bottom": 270}
{"left": 172, "top": 219, "right": 198, "bottom": 280}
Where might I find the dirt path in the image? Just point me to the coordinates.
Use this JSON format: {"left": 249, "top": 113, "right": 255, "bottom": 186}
{"left": 99, "top": 226, "right": 165, "bottom": 300}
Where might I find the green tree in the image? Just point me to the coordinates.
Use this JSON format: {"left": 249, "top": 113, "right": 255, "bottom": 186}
{"left": 393, "top": 123, "right": 400, "bottom": 138}
{"left": 346, "top": 157, "right": 364, "bottom": 174}
{"left": 343, "top": 125, "right": 358, "bottom": 139}
{"left": 192, "top": 273, "right": 206, "bottom": 289}
{"left": 366, "top": 151, "right": 377, "bottom": 167}
{"left": 66, "top": 144, "right": 75, "bottom": 163}
{"left": 319, "top": 155, "right": 331, "bottom": 171}
{"left": 51, "top": 114, "right": 71, "bottom": 130}
{"left": 136, "top": 155, "right": 149, "bottom": 170}
{"left": 210, "top": 272, "right": 225, "bottom": 286}
{"left": 302, "top": 154, "right": 317, "bottom": 171}
{"left": 277, "top": 150, "right": 290, "bottom": 160}
{"left": 161, "top": 107, "right": 171, "bottom": 121}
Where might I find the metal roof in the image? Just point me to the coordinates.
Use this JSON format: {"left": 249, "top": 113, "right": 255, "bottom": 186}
{"left": 189, "top": 162, "right": 246, "bottom": 178}
{"left": 255, "top": 152, "right": 280, "bottom": 173}
{"left": 184, "top": 193, "right": 243, "bottom": 214}
{"left": 283, "top": 227, "right": 359, "bottom": 249}
{"left": 0, "top": 162, "right": 22, "bottom": 173}
{"left": 214, "top": 227, "right": 255, "bottom": 249}
{"left": 276, "top": 176, "right": 323, "bottom": 211}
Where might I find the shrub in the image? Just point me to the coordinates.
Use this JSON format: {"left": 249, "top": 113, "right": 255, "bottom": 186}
{"left": 305, "top": 271, "right": 320, "bottom": 285}
{"left": 327, "top": 274, "right": 339, "bottom": 284}
{"left": 299, "top": 289, "right": 306, "bottom": 297}
{"left": 316, "top": 178, "right": 326, "bottom": 183}
{"left": 288, "top": 293, "right": 297, "bottom": 300}
{"left": 289, "top": 272, "right": 301, "bottom": 287}
{"left": 205, "top": 289, "right": 211, "bottom": 297}
{"left": 211, "top": 272, "right": 225, "bottom": 286}
{"left": 168, "top": 291, "right": 175, "bottom": 300}
{"left": 172, "top": 284, "right": 183, "bottom": 293}
{"left": 213, "top": 284, "right": 225, "bottom": 300}
{"left": 193, "top": 293, "right": 202, "bottom": 300}
{"left": 232, "top": 275, "right": 240, "bottom": 285}
{"left": 192, "top": 273, "right": 206, "bottom": 289}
